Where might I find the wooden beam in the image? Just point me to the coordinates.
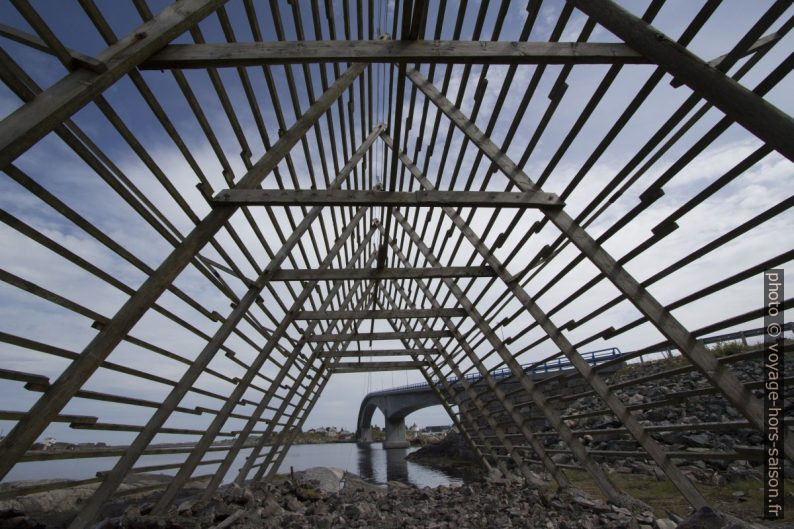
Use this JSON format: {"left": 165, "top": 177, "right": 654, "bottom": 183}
{"left": 320, "top": 349, "right": 433, "bottom": 357}
{"left": 332, "top": 361, "right": 428, "bottom": 372}
{"left": 567, "top": 0, "right": 794, "bottom": 163}
{"left": 139, "top": 40, "right": 649, "bottom": 69}
{"left": 404, "top": 66, "right": 794, "bottom": 466}
{"left": 0, "top": 0, "right": 228, "bottom": 170}
{"left": 0, "top": 23, "right": 106, "bottom": 72}
{"left": 270, "top": 266, "right": 494, "bottom": 281}
{"left": 149, "top": 218, "right": 373, "bottom": 513}
{"left": 213, "top": 189, "right": 563, "bottom": 208}
{"left": 296, "top": 308, "right": 468, "bottom": 319}
{"left": 0, "top": 64, "right": 369, "bottom": 500}
{"left": 308, "top": 330, "right": 452, "bottom": 342}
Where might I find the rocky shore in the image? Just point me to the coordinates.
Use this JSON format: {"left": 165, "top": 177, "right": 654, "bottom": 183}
{"left": 550, "top": 349, "right": 793, "bottom": 484}
{"left": 0, "top": 465, "right": 777, "bottom": 529}
{"left": 74, "top": 468, "right": 703, "bottom": 529}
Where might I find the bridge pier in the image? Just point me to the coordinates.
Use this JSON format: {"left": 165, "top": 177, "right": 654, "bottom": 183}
{"left": 357, "top": 426, "right": 373, "bottom": 443}
{"left": 383, "top": 416, "right": 410, "bottom": 449}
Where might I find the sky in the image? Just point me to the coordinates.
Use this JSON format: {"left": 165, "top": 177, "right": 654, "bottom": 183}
{"left": 0, "top": 0, "right": 792, "bottom": 460}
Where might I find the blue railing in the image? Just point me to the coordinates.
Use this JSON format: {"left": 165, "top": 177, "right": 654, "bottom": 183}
{"left": 376, "top": 347, "right": 623, "bottom": 394}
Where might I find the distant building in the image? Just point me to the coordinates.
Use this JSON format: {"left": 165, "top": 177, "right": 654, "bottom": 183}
{"left": 423, "top": 425, "right": 451, "bottom": 433}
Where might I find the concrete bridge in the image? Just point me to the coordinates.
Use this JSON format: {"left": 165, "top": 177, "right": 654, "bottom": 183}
{"left": 356, "top": 347, "right": 625, "bottom": 448}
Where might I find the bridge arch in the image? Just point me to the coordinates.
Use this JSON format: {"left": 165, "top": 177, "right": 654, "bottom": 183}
{"left": 355, "top": 386, "right": 442, "bottom": 448}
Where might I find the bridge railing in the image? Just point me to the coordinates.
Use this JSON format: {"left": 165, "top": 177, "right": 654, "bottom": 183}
{"left": 375, "top": 347, "right": 623, "bottom": 394}
{"left": 367, "top": 323, "right": 793, "bottom": 397}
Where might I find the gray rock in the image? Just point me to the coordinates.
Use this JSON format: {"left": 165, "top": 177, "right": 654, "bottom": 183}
{"left": 294, "top": 467, "right": 344, "bottom": 494}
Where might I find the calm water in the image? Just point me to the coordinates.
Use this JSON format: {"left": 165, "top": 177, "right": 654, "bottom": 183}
{"left": 2, "top": 443, "right": 470, "bottom": 488}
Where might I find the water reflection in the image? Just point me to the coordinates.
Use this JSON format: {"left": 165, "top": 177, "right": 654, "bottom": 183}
{"left": 357, "top": 442, "right": 375, "bottom": 480}
{"left": 356, "top": 445, "right": 411, "bottom": 483}
{"left": 352, "top": 443, "right": 466, "bottom": 487}
{"left": 4, "top": 443, "right": 475, "bottom": 489}
{"left": 384, "top": 448, "right": 408, "bottom": 482}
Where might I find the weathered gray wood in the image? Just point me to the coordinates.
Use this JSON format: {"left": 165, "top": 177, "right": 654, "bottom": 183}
{"left": 404, "top": 67, "right": 794, "bottom": 464}
{"left": 91, "top": 121, "right": 378, "bottom": 511}
{"left": 236, "top": 282, "right": 373, "bottom": 484}
{"left": 0, "top": 22, "right": 106, "bottom": 72}
{"left": 26, "top": 72, "right": 372, "bottom": 525}
{"left": 213, "top": 189, "right": 562, "bottom": 208}
{"left": 376, "top": 290, "right": 521, "bottom": 474}
{"left": 388, "top": 137, "right": 709, "bottom": 507}
{"left": 382, "top": 252, "right": 568, "bottom": 487}
{"left": 387, "top": 212, "right": 622, "bottom": 500}
{"left": 375, "top": 292, "right": 500, "bottom": 474}
{"left": 0, "top": 411, "right": 96, "bottom": 424}
{"left": 148, "top": 210, "right": 371, "bottom": 513}
{"left": 379, "top": 320, "right": 495, "bottom": 473}
{"left": 319, "top": 349, "right": 433, "bottom": 357}
{"left": 140, "top": 40, "right": 649, "bottom": 69}
{"left": 308, "top": 330, "right": 452, "bottom": 342}
{"left": 332, "top": 361, "right": 428, "bottom": 372}
{"left": 568, "top": 0, "right": 794, "bottom": 163}
{"left": 269, "top": 266, "right": 495, "bottom": 281}
{"left": 0, "top": 0, "right": 228, "bottom": 170}
{"left": 296, "top": 308, "right": 468, "bottom": 319}
{"left": 193, "top": 235, "right": 377, "bottom": 501}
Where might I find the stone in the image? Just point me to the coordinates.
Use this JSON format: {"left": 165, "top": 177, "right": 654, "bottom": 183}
{"left": 260, "top": 497, "right": 283, "bottom": 517}
{"left": 175, "top": 500, "right": 195, "bottom": 515}
{"left": 675, "top": 506, "right": 727, "bottom": 529}
{"left": 654, "top": 519, "right": 676, "bottom": 529}
{"left": 295, "top": 467, "right": 345, "bottom": 494}
{"left": 284, "top": 496, "right": 304, "bottom": 513}
{"left": 0, "top": 515, "right": 44, "bottom": 529}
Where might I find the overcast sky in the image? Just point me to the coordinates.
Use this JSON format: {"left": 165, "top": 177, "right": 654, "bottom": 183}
{"left": 0, "top": 0, "right": 792, "bottom": 460}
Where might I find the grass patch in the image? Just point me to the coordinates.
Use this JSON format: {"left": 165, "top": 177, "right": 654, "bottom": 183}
{"left": 560, "top": 469, "right": 794, "bottom": 525}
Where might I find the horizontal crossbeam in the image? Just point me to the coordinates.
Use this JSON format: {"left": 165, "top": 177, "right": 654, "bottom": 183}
{"left": 307, "top": 330, "right": 452, "bottom": 342}
{"left": 319, "top": 349, "right": 433, "bottom": 357}
{"left": 270, "top": 267, "right": 494, "bottom": 281}
{"left": 295, "top": 308, "right": 468, "bottom": 319}
{"left": 331, "top": 361, "right": 428, "bottom": 372}
{"left": 140, "top": 41, "right": 649, "bottom": 69}
{"left": 213, "top": 189, "right": 563, "bottom": 208}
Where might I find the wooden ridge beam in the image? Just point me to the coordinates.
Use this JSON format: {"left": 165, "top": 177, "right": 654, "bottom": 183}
{"left": 213, "top": 189, "right": 563, "bottom": 208}
{"left": 270, "top": 267, "right": 494, "bottom": 281}
{"left": 140, "top": 40, "right": 649, "bottom": 69}
{"left": 296, "top": 308, "right": 468, "bottom": 319}
{"left": 308, "top": 330, "right": 452, "bottom": 342}
{"left": 332, "top": 361, "right": 428, "bottom": 372}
